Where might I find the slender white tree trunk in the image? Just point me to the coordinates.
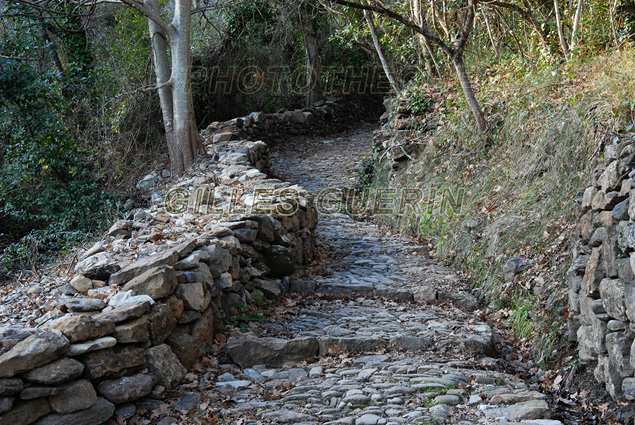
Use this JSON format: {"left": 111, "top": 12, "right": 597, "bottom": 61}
{"left": 453, "top": 55, "right": 487, "bottom": 132}
{"left": 480, "top": 5, "right": 499, "bottom": 57}
{"left": 570, "top": 0, "right": 584, "bottom": 52}
{"left": 610, "top": 0, "right": 621, "bottom": 53}
{"left": 147, "top": 0, "right": 174, "bottom": 145}
{"left": 554, "top": 0, "right": 570, "bottom": 59}
{"left": 140, "top": 0, "right": 202, "bottom": 174}
{"left": 362, "top": 0, "right": 401, "bottom": 94}
{"left": 410, "top": 0, "right": 439, "bottom": 78}
{"left": 170, "top": 0, "right": 202, "bottom": 173}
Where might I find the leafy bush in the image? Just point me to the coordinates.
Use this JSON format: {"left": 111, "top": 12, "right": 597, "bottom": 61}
{"left": 0, "top": 63, "right": 114, "bottom": 274}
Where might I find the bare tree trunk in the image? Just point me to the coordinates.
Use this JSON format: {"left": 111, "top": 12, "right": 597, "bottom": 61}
{"left": 411, "top": 0, "right": 439, "bottom": 78}
{"left": 610, "top": 0, "right": 621, "bottom": 53}
{"left": 363, "top": 0, "right": 401, "bottom": 94}
{"left": 329, "top": 0, "right": 487, "bottom": 132}
{"left": 554, "top": 0, "right": 570, "bottom": 59}
{"left": 39, "top": 23, "right": 64, "bottom": 75}
{"left": 144, "top": 0, "right": 202, "bottom": 174}
{"left": 480, "top": 5, "right": 499, "bottom": 57}
{"left": 570, "top": 0, "right": 584, "bottom": 52}
{"left": 170, "top": 0, "right": 203, "bottom": 173}
{"left": 422, "top": 36, "right": 441, "bottom": 77}
{"left": 147, "top": 0, "right": 174, "bottom": 149}
{"left": 452, "top": 54, "right": 487, "bottom": 132}
{"left": 300, "top": 4, "right": 324, "bottom": 108}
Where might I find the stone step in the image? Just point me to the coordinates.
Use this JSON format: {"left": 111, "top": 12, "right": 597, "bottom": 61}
{"left": 213, "top": 353, "right": 558, "bottom": 425}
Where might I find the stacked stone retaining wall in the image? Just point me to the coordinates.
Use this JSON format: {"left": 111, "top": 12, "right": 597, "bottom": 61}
{"left": 204, "top": 99, "right": 369, "bottom": 144}
{"left": 0, "top": 123, "right": 317, "bottom": 423}
{"left": 569, "top": 141, "right": 635, "bottom": 400}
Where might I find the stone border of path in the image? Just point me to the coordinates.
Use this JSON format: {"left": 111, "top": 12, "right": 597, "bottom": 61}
{"left": 0, "top": 105, "right": 327, "bottom": 424}
{"left": 569, "top": 141, "right": 635, "bottom": 401}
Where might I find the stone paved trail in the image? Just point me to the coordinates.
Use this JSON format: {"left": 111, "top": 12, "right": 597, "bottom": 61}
{"left": 207, "top": 128, "right": 565, "bottom": 425}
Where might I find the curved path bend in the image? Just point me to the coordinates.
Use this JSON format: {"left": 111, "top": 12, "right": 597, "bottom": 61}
{"left": 142, "top": 128, "right": 565, "bottom": 425}
{"left": 209, "top": 128, "right": 563, "bottom": 425}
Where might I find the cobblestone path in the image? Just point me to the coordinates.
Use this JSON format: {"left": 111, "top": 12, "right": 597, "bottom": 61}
{"left": 208, "top": 128, "right": 564, "bottom": 425}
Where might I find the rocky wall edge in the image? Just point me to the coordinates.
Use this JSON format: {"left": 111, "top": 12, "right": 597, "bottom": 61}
{"left": 568, "top": 142, "right": 635, "bottom": 400}
{"left": 0, "top": 128, "right": 317, "bottom": 424}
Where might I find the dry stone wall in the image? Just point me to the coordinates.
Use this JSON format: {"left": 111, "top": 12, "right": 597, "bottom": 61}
{"left": 204, "top": 99, "right": 366, "bottom": 144}
{"left": 569, "top": 142, "right": 635, "bottom": 400}
{"left": 0, "top": 123, "right": 317, "bottom": 424}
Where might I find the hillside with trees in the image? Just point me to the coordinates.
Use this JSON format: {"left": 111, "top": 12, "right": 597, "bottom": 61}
{"left": 1, "top": 0, "right": 635, "bottom": 422}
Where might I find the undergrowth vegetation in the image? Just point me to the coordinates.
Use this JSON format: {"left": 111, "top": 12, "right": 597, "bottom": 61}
{"left": 370, "top": 49, "right": 635, "bottom": 365}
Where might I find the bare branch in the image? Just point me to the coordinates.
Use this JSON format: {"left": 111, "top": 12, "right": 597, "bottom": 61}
{"left": 0, "top": 54, "right": 40, "bottom": 61}
{"left": 325, "top": 0, "right": 452, "bottom": 55}
{"left": 141, "top": 78, "right": 173, "bottom": 92}
{"left": 456, "top": 0, "right": 476, "bottom": 55}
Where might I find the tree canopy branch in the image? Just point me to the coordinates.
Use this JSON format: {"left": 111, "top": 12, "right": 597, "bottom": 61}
{"left": 325, "top": 0, "right": 452, "bottom": 55}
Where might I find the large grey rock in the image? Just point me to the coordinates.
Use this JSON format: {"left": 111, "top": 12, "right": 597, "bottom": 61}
{"left": 94, "top": 301, "right": 150, "bottom": 323}
{"left": 74, "top": 253, "right": 120, "bottom": 281}
{"left": 263, "top": 245, "right": 296, "bottom": 277}
{"left": 606, "top": 332, "right": 634, "bottom": 377}
{"left": 613, "top": 198, "right": 630, "bottom": 220}
{"left": 589, "top": 227, "right": 607, "bottom": 247}
{"left": 0, "top": 330, "right": 68, "bottom": 378}
{"left": 483, "top": 399, "right": 551, "bottom": 421}
{"left": 592, "top": 191, "right": 620, "bottom": 211}
{"left": 175, "top": 283, "right": 205, "bottom": 311}
{"left": 97, "top": 373, "right": 157, "bottom": 404}
{"left": 34, "top": 397, "right": 114, "bottom": 425}
{"left": 582, "top": 248, "right": 604, "bottom": 297}
{"left": 174, "top": 393, "right": 201, "bottom": 413}
{"left": 191, "top": 304, "right": 219, "bottom": 350}
{"left": 67, "top": 337, "right": 117, "bottom": 356}
{"left": 23, "top": 358, "right": 84, "bottom": 385}
{"left": 0, "top": 378, "right": 22, "bottom": 396}
{"left": 0, "top": 398, "right": 12, "bottom": 415}
{"left": 80, "top": 345, "right": 146, "bottom": 380}
{"left": 148, "top": 303, "right": 177, "bottom": 345}
{"left": 50, "top": 380, "right": 96, "bottom": 414}
{"left": 260, "top": 409, "right": 317, "bottom": 423}
{"left": 110, "top": 250, "right": 179, "bottom": 286}
{"left": 175, "top": 250, "right": 210, "bottom": 270}
{"left": 167, "top": 327, "right": 200, "bottom": 369}
{"left": 580, "top": 211, "right": 596, "bottom": 242}
{"left": 69, "top": 276, "right": 92, "bottom": 294}
{"left": 623, "top": 377, "right": 635, "bottom": 400}
{"left": 502, "top": 257, "right": 532, "bottom": 281}
{"left": 600, "top": 160, "right": 624, "bottom": 192}
{"left": 202, "top": 245, "right": 232, "bottom": 278}
{"left": 145, "top": 344, "right": 186, "bottom": 388}
{"left": 596, "top": 355, "right": 623, "bottom": 399}
{"left": 617, "top": 258, "right": 635, "bottom": 281}
{"left": 122, "top": 266, "right": 178, "bottom": 300}
{"left": 581, "top": 186, "right": 598, "bottom": 210}
{"left": 20, "top": 386, "right": 63, "bottom": 399}
{"left": 107, "top": 291, "right": 154, "bottom": 308}
{"left": 113, "top": 316, "right": 149, "bottom": 344}
{"left": 64, "top": 298, "right": 106, "bottom": 313}
{"left": 437, "top": 290, "right": 479, "bottom": 310}
{"left": 226, "top": 336, "right": 318, "bottom": 368}
{"left": 599, "top": 278, "right": 627, "bottom": 321}
{"left": 0, "top": 398, "right": 50, "bottom": 425}
{"left": 253, "top": 278, "right": 282, "bottom": 299}
{"left": 602, "top": 226, "right": 621, "bottom": 278}
{"left": 107, "top": 220, "right": 131, "bottom": 238}
{"left": 625, "top": 283, "right": 635, "bottom": 323}
{"left": 51, "top": 314, "right": 114, "bottom": 343}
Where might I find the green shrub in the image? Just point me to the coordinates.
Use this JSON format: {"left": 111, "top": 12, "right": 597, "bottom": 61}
{"left": 0, "top": 63, "right": 114, "bottom": 274}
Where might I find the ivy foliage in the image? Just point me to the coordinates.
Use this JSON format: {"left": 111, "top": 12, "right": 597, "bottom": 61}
{"left": 0, "top": 63, "right": 113, "bottom": 273}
